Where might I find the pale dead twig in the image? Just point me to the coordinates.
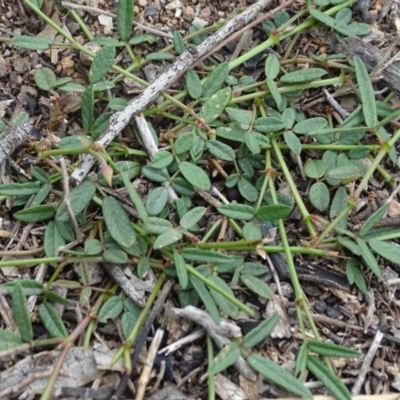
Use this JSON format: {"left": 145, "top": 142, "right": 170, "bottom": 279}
{"left": 171, "top": 306, "right": 256, "bottom": 381}
{"left": 112, "top": 280, "right": 174, "bottom": 400}
{"left": 351, "top": 330, "right": 383, "bottom": 396}
{"left": 103, "top": 264, "right": 146, "bottom": 307}
{"left": 26, "top": 263, "right": 48, "bottom": 313}
{"left": 159, "top": 328, "right": 205, "bottom": 355}
{"left": 71, "top": 0, "right": 275, "bottom": 183}
{"left": 322, "top": 88, "right": 350, "bottom": 119}
{"left": 0, "top": 122, "right": 33, "bottom": 164}
{"left": 0, "top": 371, "right": 52, "bottom": 399}
{"left": 134, "top": 114, "right": 178, "bottom": 201}
{"left": 135, "top": 328, "right": 164, "bottom": 400}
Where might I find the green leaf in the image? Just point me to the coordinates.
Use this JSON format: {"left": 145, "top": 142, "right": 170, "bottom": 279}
{"left": 102, "top": 196, "right": 136, "bottom": 247}
{"left": 265, "top": 54, "right": 280, "bottom": 80}
{"left": 150, "top": 151, "right": 173, "bottom": 169}
{"left": 327, "top": 164, "right": 361, "bottom": 180}
{"left": 4, "top": 280, "right": 44, "bottom": 296}
{"left": 348, "top": 146, "right": 370, "bottom": 159}
{"left": 209, "top": 275, "right": 238, "bottom": 318}
{"left": 307, "top": 356, "right": 351, "bottom": 400}
{"left": 309, "top": 182, "right": 330, "bottom": 212}
{"left": 31, "top": 183, "right": 51, "bottom": 207}
{"left": 31, "top": 167, "right": 49, "bottom": 183}
{"left": 248, "top": 354, "right": 313, "bottom": 399}
{"left": 243, "top": 313, "right": 279, "bottom": 348}
{"left": 337, "top": 236, "right": 361, "bottom": 256}
{"left": 144, "top": 217, "right": 173, "bottom": 234}
{"left": 82, "top": 84, "right": 94, "bottom": 131}
{"left": 308, "top": 339, "right": 360, "bottom": 358}
{"left": 174, "top": 250, "right": 189, "bottom": 289}
{"left": 254, "top": 117, "right": 284, "bottom": 133}
{"left": 353, "top": 55, "right": 377, "bottom": 128}
{"left": 180, "top": 207, "right": 206, "bottom": 229}
{"left": 179, "top": 161, "right": 211, "bottom": 191}
{"left": 356, "top": 238, "right": 381, "bottom": 277}
{"left": 119, "top": 168, "right": 148, "bottom": 223}
{"left": 153, "top": 228, "right": 182, "bottom": 249}
{"left": 280, "top": 68, "right": 327, "bottom": 84}
{"left": 146, "top": 187, "right": 169, "bottom": 216}
{"left": 0, "top": 182, "right": 41, "bottom": 196}
{"left": 282, "top": 108, "right": 295, "bottom": 129}
{"left": 199, "top": 87, "right": 231, "bottom": 123}
{"left": 209, "top": 341, "right": 241, "bottom": 375}
{"left": 93, "top": 37, "right": 123, "bottom": 46}
{"left": 93, "top": 81, "right": 115, "bottom": 92}
{"left": 34, "top": 67, "right": 56, "bottom": 91}
{"left": 44, "top": 221, "right": 66, "bottom": 257}
{"left": 181, "top": 248, "right": 234, "bottom": 263}
{"left": 175, "top": 131, "right": 195, "bottom": 154}
{"left": 186, "top": 70, "right": 202, "bottom": 99}
{"left": 294, "top": 117, "right": 328, "bottom": 134}
{"left": 117, "top": 0, "right": 133, "bottom": 41}
{"left": 330, "top": 187, "right": 348, "bottom": 219}
{"left": 345, "top": 22, "right": 370, "bottom": 36}
{"left": 295, "top": 343, "right": 308, "bottom": 377}
{"left": 14, "top": 205, "right": 55, "bottom": 222}
{"left": 109, "top": 97, "right": 128, "bottom": 111}
{"left": 129, "top": 33, "right": 157, "bottom": 45}
{"left": 225, "top": 107, "right": 252, "bottom": 125}
{"left": 12, "top": 282, "right": 33, "bottom": 343}
{"left": 206, "top": 140, "right": 235, "bottom": 161}
{"left": 89, "top": 46, "right": 116, "bottom": 83}
{"left": 146, "top": 52, "right": 174, "bottom": 60}
{"left": 240, "top": 275, "right": 273, "bottom": 299}
{"left": 92, "top": 112, "right": 112, "bottom": 140}
{"left": 0, "top": 329, "right": 23, "bottom": 351}
{"left": 369, "top": 239, "right": 400, "bottom": 265}
{"left": 11, "top": 35, "right": 51, "bottom": 50}
{"left": 121, "top": 311, "right": 138, "bottom": 340}
{"left": 346, "top": 258, "right": 367, "bottom": 294}
{"left": 218, "top": 204, "right": 254, "bottom": 221}
{"left": 172, "top": 178, "right": 194, "bottom": 196}
{"left": 242, "top": 222, "right": 262, "bottom": 240}
{"left": 38, "top": 303, "right": 68, "bottom": 338}
{"left": 240, "top": 262, "right": 268, "bottom": 276}
{"left": 98, "top": 296, "right": 123, "bottom": 323}
{"left": 137, "top": 257, "right": 150, "bottom": 277}
{"left": 216, "top": 123, "right": 246, "bottom": 143}
{"left": 202, "top": 62, "right": 230, "bottom": 98}
{"left": 359, "top": 204, "right": 389, "bottom": 238}
{"left": 190, "top": 276, "right": 220, "bottom": 324}
{"left": 103, "top": 248, "right": 128, "bottom": 263}
{"left": 173, "top": 29, "right": 185, "bottom": 54}
{"left": 238, "top": 178, "right": 259, "bottom": 202}
{"left": 43, "top": 290, "right": 69, "bottom": 305}
{"left": 56, "top": 180, "right": 96, "bottom": 222}
{"left": 256, "top": 204, "right": 292, "bottom": 222}
{"left": 283, "top": 131, "right": 301, "bottom": 155}
{"left": 267, "top": 78, "right": 284, "bottom": 111}
{"left": 84, "top": 238, "right": 103, "bottom": 255}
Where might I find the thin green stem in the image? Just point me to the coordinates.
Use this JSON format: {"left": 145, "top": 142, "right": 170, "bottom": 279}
{"left": 207, "top": 335, "right": 216, "bottom": 400}
{"left": 112, "top": 274, "right": 167, "bottom": 364}
{"left": 354, "top": 128, "right": 400, "bottom": 199}
{"left": 271, "top": 138, "right": 316, "bottom": 238}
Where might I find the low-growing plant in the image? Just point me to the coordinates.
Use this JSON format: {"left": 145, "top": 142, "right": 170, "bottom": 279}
{"left": 0, "top": 0, "right": 398, "bottom": 399}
